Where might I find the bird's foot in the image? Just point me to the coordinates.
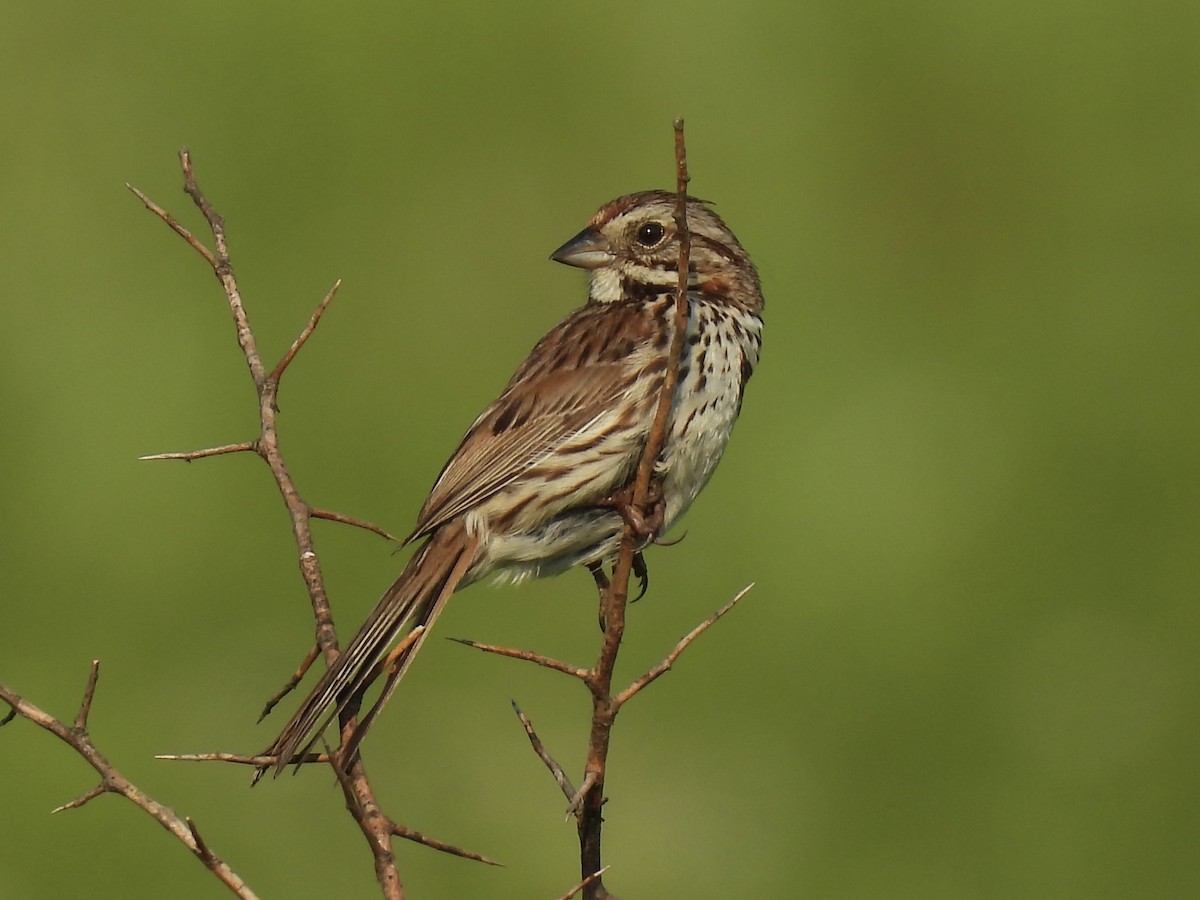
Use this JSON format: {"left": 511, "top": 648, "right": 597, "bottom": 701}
{"left": 601, "top": 479, "right": 666, "bottom": 546}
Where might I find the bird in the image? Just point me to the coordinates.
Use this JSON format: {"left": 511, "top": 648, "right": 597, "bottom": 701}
{"left": 260, "top": 190, "right": 764, "bottom": 775}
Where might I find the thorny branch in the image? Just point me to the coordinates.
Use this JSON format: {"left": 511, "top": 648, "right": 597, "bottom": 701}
{"left": 0, "top": 662, "right": 258, "bottom": 899}
{"left": 570, "top": 116, "right": 697, "bottom": 900}
{"left": 129, "top": 148, "right": 485, "bottom": 898}
{"left": 557, "top": 867, "right": 611, "bottom": 900}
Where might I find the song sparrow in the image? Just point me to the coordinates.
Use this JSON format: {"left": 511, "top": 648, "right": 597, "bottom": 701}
{"left": 262, "top": 190, "right": 764, "bottom": 774}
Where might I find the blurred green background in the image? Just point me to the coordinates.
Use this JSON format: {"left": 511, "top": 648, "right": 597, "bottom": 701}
{"left": 2, "top": 2, "right": 1197, "bottom": 898}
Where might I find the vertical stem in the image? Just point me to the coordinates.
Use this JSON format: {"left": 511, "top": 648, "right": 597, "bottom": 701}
{"left": 577, "top": 118, "right": 692, "bottom": 900}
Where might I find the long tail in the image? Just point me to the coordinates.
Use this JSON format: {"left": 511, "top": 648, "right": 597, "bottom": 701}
{"left": 261, "top": 520, "right": 479, "bottom": 777}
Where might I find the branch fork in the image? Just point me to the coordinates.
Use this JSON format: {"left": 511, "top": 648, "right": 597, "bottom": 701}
{"left": 0, "top": 662, "right": 259, "bottom": 898}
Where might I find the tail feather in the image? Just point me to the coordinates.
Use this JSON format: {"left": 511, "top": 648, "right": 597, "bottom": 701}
{"left": 261, "top": 522, "right": 478, "bottom": 776}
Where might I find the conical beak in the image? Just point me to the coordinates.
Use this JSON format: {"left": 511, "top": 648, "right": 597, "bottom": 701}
{"left": 550, "top": 226, "right": 613, "bottom": 270}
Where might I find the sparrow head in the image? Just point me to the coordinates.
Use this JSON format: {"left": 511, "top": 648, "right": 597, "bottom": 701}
{"left": 551, "top": 191, "right": 762, "bottom": 310}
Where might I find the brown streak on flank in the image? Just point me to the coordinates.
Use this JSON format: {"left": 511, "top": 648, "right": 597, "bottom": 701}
{"left": 497, "top": 491, "right": 537, "bottom": 524}
{"left": 680, "top": 406, "right": 699, "bottom": 436}
{"left": 540, "top": 466, "right": 571, "bottom": 482}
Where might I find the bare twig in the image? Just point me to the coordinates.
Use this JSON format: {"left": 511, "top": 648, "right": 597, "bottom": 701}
{"left": 51, "top": 782, "right": 107, "bottom": 814}
{"left": 257, "top": 644, "right": 322, "bottom": 722}
{"left": 73, "top": 659, "right": 102, "bottom": 730}
{"left": 127, "top": 182, "right": 216, "bottom": 266}
{"left": 567, "top": 771, "right": 599, "bottom": 819}
{"left": 309, "top": 507, "right": 402, "bottom": 543}
{"left": 132, "top": 149, "right": 504, "bottom": 895}
{"left": 512, "top": 700, "right": 576, "bottom": 803}
{"left": 390, "top": 823, "right": 502, "bottom": 867}
{"left": 130, "top": 149, "right": 415, "bottom": 899}
{"left": 449, "top": 638, "right": 588, "bottom": 680}
{"left": 139, "top": 441, "right": 257, "bottom": 462}
{"left": 271, "top": 280, "right": 341, "bottom": 381}
{"left": 0, "top": 667, "right": 258, "bottom": 898}
{"left": 557, "top": 866, "right": 611, "bottom": 900}
{"left": 566, "top": 116, "right": 694, "bottom": 900}
{"left": 615, "top": 584, "right": 754, "bottom": 708}
{"left": 187, "top": 818, "right": 214, "bottom": 863}
{"left": 156, "top": 751, "right": 327, "bottom": 766}
{"left": 327, "top": 742, "right": 498, "bottom": 871}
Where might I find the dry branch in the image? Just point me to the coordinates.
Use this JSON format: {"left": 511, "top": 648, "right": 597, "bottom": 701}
{"left": 449, "top": 637, "right": 588, "bottom": 680}
{"left": 0, "top": 663, "right": 257, "bottom": 899}
{"left": 615, "top": 583, "right": 755, "bottom": 708}
{"left": 557, "top": 866, "right": 611, "bottom": 900}
{"left": 512, "top": 700, "right": 576, "bottom": 804}
{"left": 130, "top": 147, "right": 490, "bottom": 899}
{"left": 571, "top": 116, "right": 695, "bottom": 900}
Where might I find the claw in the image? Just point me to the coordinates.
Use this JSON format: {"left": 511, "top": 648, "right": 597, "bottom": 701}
{"left": 632, "top": 551, "right": 649, "bottom": 602}
{"left": 588, "top": 562, "right": 611, "bottom": 631}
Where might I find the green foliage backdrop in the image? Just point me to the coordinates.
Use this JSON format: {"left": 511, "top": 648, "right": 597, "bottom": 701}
{"left": 2, "top": 2, "right": 1196, "bottom": 897}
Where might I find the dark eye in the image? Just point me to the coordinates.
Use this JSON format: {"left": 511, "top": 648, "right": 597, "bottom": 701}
{"left": 635, "top": 221, "right": 666, "bottom": 247}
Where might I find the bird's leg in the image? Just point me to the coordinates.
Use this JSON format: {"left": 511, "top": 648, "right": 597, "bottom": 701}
{"left": 587, "top": 563, "right": 611, "bottom": 632}
{"left": 592, "top": 478, "right": 662, "bottom": 623}
{"left": 589, "top": 552, "right": 646, "bottom": 630}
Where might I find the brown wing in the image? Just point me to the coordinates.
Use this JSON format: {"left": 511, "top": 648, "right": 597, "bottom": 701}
{"left": 407, "top": 301, "right": 665, "bottom": 542}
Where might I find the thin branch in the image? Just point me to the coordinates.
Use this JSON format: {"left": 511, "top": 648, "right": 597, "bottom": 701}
{"left": 51, "top": 782, "right": 107, "bottom": 814}
{"left": 126, "top": 182, "right": 216, "bottom": 266}
{"left": 557, "top": 867, "right": 611, "bottom": 900}
{"left": 390, "top": 824, "right": 502, "bottom": 867}
{"left": 449, "top": 638, "right": 588, "bottom": 680}
{"left": 309, "top": 508, "right": 402, "bottom": 543}
{"left": 131, "top": 149, "right": 410, "bottom": 900}
{"left": 73, "top": 659, "right": 101, "bottom": 730}
{"left": 570, "top": 116, "right": 694, "bottom": 900}
{"left": 257, "top": 644, "right": 322, "bottom": 723}
{"left": 322, "top": 747, "right": 403, "bottom": 899}
{"left": 187, "top": 818, "right": 214, "bottom": 864}
{"left": 271, "top": 280, "right": 341, "bottom": 381}
{"left": 512, "top": 700, "right": 576, "bottom": 802}
{"left": 615, "top": 584, "right": 754, "bottom": 708}
{"left": 626, "top": 117, "right": 693, "bottom": 507}
{"left": 567, "top": 771, "right": 599, "bottom": 819}
{"left": 156, "top": 751, "right": 327, "bottom": 766}
{"left": 327, "top": 742, "right": 496, "bottom": 869}
{"left": 177, "top": 147, "right": 268, "bottom": 391}
{"left": 139, "top": 441, "right": 257, "bottom": 462}
{"left": 0, "top": 668, "right": 258, "bottom": 899}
